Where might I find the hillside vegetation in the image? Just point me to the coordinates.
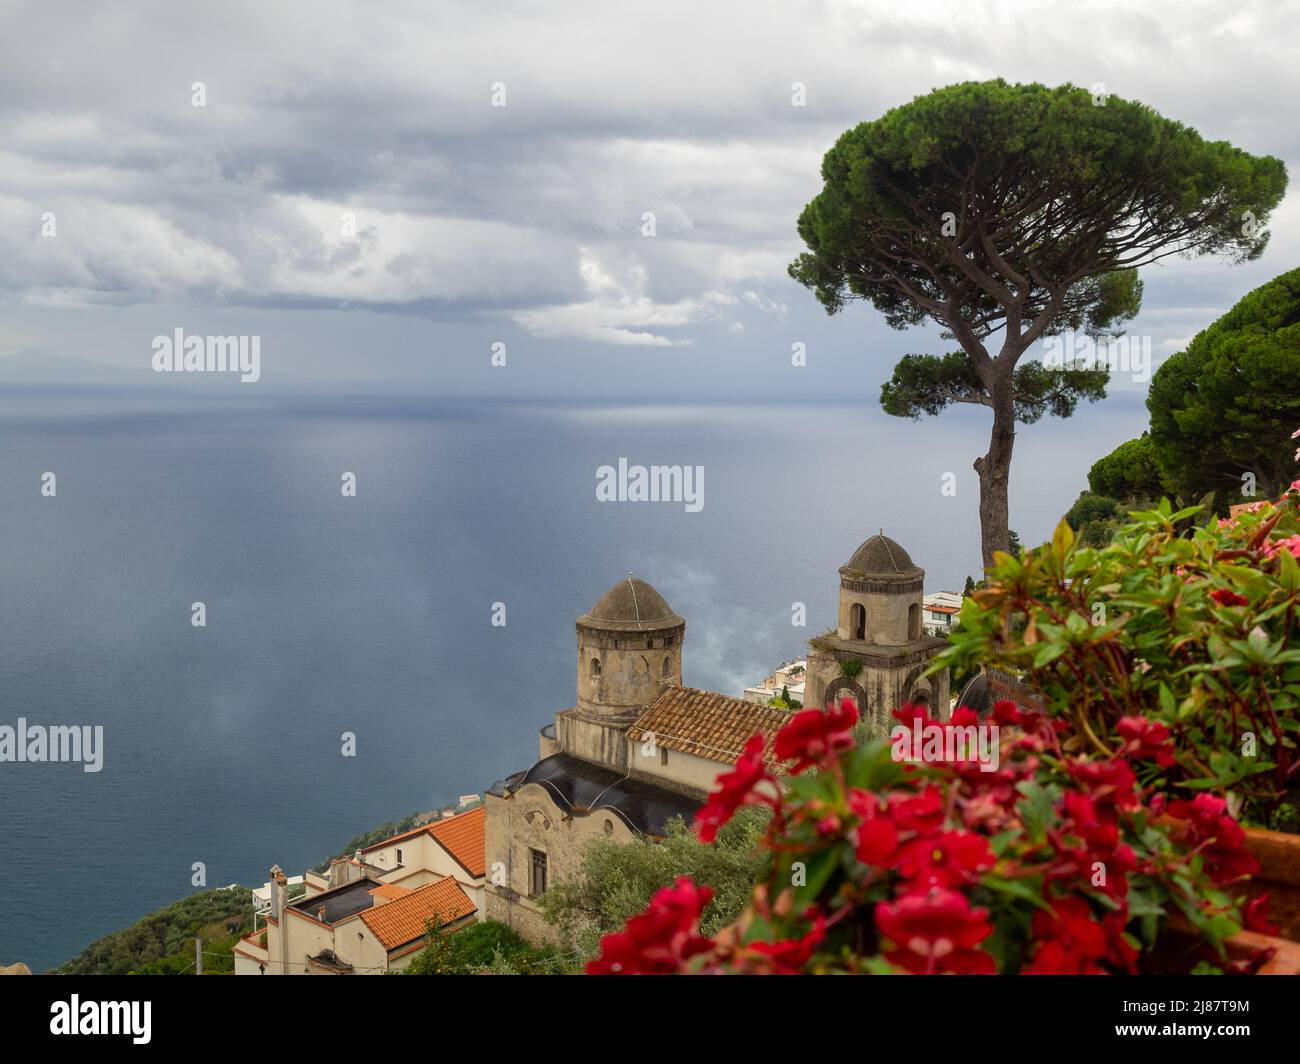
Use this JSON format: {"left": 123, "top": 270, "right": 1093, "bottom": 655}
{"left": 54, "top": 887, "right": 253, "bottom": 975}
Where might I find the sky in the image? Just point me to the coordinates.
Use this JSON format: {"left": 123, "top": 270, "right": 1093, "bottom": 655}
{"left": 1, "top": 0, "right": 1297, "bottom": 399}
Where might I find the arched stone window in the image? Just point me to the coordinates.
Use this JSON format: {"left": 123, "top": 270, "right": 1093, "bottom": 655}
{"left": 850, "top": 602, "right": 866, "bottom": 641}
{"left": 908, "top": 603, "right": 921, "bottom": 640}
{"left": 662, "top": 656, "right": 671, "bottom": 677}
{"left": 590, "top": 657, "right": 602, "bottom": 677}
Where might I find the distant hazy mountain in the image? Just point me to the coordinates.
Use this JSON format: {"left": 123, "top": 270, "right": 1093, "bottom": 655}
{"left": 0, "top": 351, "right": 149, "bottom": 383}
{"left": 0, "top": 350, "right": 333, "bottom": 395}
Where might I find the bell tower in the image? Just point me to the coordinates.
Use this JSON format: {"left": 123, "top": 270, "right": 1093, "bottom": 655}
{"left": 557, "top": 575, "right": 685, "bottom": 772}
{"left": 805, "top": 532, "right": 949, "bottom": 731}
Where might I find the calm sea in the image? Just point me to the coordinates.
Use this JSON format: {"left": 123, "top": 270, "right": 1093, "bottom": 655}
{"left": 0, "top": 393, "right": 1147, "bottom": 970}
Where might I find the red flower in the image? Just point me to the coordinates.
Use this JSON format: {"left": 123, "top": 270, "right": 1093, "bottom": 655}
{"left": 1209, "top": 588, "right": 1248, "bottom": 608}
{"left": 1066, "top": 757, "right": 1139, "bottom": 811}
{"left": 991, "top": 699, "right": 1023, "bottom": 726}
{"left": 896, "top": 831, "right": 994, "bottom": 890}
{"left": 875, "top": 889, "right": 995, "bottom": 975}
{"left": 694, "top": 734, "right": 771, "bottom": 843}
{"left": 949, "top": 705, "right": 980, "bottom": 729}
{"left": 1243, "top": 893, "right": 1280, "bottom": 936}
{"left": 888, "top": 785, "right": 947, "bottom": 834}
{"left": 746, "top": 913, "right": 827, "bottom": 973}
{"left": 1060, "top": 791, "right": 1120, "bottom": 850}
{"left": 855, "top": 815, "right": 900, "bottom": 867}
{"left": 892, "top": 702, "right": 928, "bottom": 727}
{"left": 814, "top": 814, "right": 842, "bottom": 836}
{"left": 1115, "top": 716, "right": 1176, "bottom": 767}
{"left": 1167, "top": 793, "right": 1259, "bottom": 884}
{"left": 587, "top": 877, "right": 715, "bottom": 975}
{"left": 775, "top": 698, "right": 858, "bottom": 772}
{"left": 1022, "top": 897, "right": 1109, "bottom": 975}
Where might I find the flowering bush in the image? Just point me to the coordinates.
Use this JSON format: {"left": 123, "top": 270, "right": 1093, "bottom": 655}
{"left": 937, "top": 486, "right": 1300, "bottom": 830}
{"left": 588, "top": 699, "right": 1272, "bottom": 975}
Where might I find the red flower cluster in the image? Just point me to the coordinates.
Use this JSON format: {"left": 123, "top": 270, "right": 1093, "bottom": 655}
{"left": 875, "top": 890, "right": 995, "bottom": 974}
{"left": 774, "top": 698, "right": 859, "bottom": 771}
{"left": 1022, "top": 897, "right": 1136, "bottom": 975}
{"left": 694, "top": 734, "right": 772, "bottom": 844}
{"left": 587, "top": 877, "right": 715, "bottom": 975}
{"left": 1167, "top": 793, "right": 1260, "bottom": 885}
{"left": 695, "top": 699, "right": 860, "bottom": 842}
{"left": 1115, "top": 715, "right": 1176, "bottom": 767}
{"left": 589, "top": 684, "right": 1268, "bottom": 977}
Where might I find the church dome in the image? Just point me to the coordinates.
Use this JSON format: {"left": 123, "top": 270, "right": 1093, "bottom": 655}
{"left": 578, "top": 576, "right": 684, "bottom": 632}
{"left": 842, "top": 533, "right": 922, "bottom": 577}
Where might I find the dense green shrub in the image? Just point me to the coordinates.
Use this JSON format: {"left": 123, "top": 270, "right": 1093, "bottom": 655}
{"left": 403, "top": 919, "right": 563, "bottom": 975}
{"left": 938, "top": 491, "right": 1300, "bottom": 829}
{"left": 55, "top": 888, "right": 252, "bottom": 975}
{"left": 538, "top": 808, "right": 769, "bottom": 960}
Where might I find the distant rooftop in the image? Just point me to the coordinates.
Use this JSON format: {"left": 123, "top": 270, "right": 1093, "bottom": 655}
{"left": 290, "top": 878, "right": 378, "bottom": 925}
{"left": 629, "top": 684, "right": 789, "bottom": 765}
{"left": 360, "top": 877, "right": 475, "bottom": 950}
{"left": 358, "top": 805, "right": 486, "bottom": 879}
{"left": 513, "top": 752, "right": 702, "bottom": 836}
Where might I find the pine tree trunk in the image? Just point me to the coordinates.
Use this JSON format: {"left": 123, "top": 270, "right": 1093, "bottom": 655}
{"left": 973, "top": 387, "right": 1016, "bottom": 571}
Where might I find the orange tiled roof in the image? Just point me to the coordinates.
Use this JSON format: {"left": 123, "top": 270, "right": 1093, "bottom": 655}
{"left": 368, "top": 883, "right": 413, "bottom": 900}
{"left": 359, "top": 820, "right": 437, "bottom": 853}
{"left": 359, "top": 877, "right": 475, "bottom": 951}
{"left": 359, "top": 806, "right": 486, "bottom": 879}
{"left": 628, "top": 685, "right": 789, "bottom": 765}
{"left": 428, "top": 806, "right": 486, "bottom": 878}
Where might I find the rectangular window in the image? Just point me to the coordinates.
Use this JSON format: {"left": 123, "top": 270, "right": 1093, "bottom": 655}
{"left": 395, "top": 848, "right": 403, "bottom": 864}
{"left": 660, "top": 747, "right": 669, "bottom": 766}
{"left": 530, "top": 849, "right": 548, "bottom": 896}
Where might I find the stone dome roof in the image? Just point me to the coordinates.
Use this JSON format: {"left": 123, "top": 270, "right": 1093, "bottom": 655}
{"left": 578, "top": 576, "right": 684, "bottom": 632}
{"left": 842, "top": 533, "right": 922, "bottom": 577}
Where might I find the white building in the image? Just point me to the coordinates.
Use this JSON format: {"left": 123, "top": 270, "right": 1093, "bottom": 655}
{"left": 233, "top": 805, "right": 486, "bottom": 975}
{"left": 922, "top": 591, "right": 963, "bottom": 634}
{"left": 742, "top": 658, "right": 807, "bottom": 706}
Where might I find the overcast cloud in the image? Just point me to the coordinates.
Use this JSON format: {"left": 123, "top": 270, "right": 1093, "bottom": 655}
{"left": 0, "top": 0, "right": 1297, "bottom": 397}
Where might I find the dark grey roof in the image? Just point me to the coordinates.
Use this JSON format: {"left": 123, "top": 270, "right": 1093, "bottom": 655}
{"left": 956, "top": 673, "right": 993, "bottom": 718}
{"left": 488, "top": 770, "right": 527, "bottom": 798}
{"left": 842, "top": 533, "right": 922, "bottom": 577}
{"left": 578, "top": 577, "right": 684, "bottom": 632}
{"left": 290, "top": 878, "right": 378, "bottom": 924}
{"left": 512, "top": 753, "right": 701, "bottom": 836}
{"left": 957, "top": 669, "right": 1036, "bottom": 717}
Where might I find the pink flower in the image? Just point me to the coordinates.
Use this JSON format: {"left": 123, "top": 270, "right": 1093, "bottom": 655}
{"left": 1263, "top": 534, "right": 1300, "bottom": 560}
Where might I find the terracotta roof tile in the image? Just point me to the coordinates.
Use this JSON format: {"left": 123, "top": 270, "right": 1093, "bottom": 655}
{"left": 359, "top": 877, "right": 475, "bottom": 951}
{"left": 368, "top": 883, "right": 413, "bottom": 900}
{"left": 359, "top": 806, "right": 486, "bottom": 879}
{"left": 429, "top": 806, "right": 486, "bottom": 878}
{"left": 359, "top": 819, "right": 437, "bottom": 853}
{"left": 628, "top": 685, "right": 790, "bottom": 765}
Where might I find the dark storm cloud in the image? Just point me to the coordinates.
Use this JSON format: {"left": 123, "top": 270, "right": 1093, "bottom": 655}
{"left": 0, "top": 0, "right": 1295, "bottom": 376}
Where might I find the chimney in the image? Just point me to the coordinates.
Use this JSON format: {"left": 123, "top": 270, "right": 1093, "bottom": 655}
{"left": 269, "top": 865, "right": 286, "bottom": 922}
{"left": 317, "top": 905, "right": 327, "bottom": 923}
